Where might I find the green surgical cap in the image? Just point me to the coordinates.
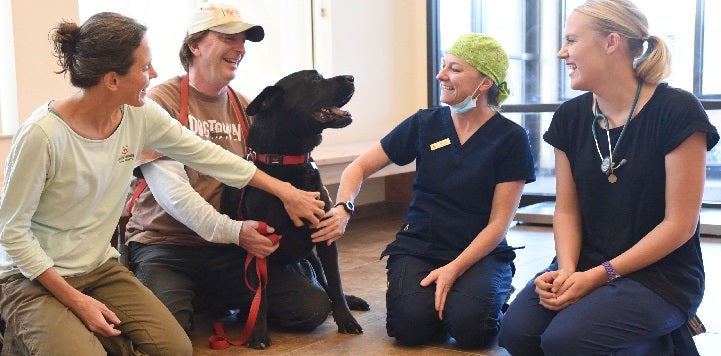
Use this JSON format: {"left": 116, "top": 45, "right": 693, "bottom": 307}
{"left": 447, "top": 33, "right": 511, "bottom": 104}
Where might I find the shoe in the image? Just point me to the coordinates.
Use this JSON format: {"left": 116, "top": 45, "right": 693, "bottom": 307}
{"left": 501, "top": 285, "right": 516, "bottom": 313}
{"left": 687, "top": 314, "right": 706, "bottom": 336}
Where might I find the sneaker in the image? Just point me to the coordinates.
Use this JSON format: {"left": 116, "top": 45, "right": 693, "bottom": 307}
{"left": 687, "top": 314, "right": 706, "bottom": 336}
{"left": 501, "top": 285, "right": 516, "bottom": 313}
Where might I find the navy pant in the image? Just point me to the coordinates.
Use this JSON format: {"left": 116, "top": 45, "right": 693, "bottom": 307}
{"left": 129, "top": 242, "right": 331, "bottom": 332}
{"left": 385, "top": 253, "right": 513, "bottom": 349}
{"left": 499, "top": 263, "right": 691, "bottom": 356}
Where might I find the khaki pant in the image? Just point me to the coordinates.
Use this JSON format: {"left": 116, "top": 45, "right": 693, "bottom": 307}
{"left": 0, "top": 259, "right": 191, "bottom": 356}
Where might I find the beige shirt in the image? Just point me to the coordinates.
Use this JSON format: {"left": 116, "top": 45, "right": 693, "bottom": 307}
{"left": 125, "top": 76, "right": 251, "bottom": 246}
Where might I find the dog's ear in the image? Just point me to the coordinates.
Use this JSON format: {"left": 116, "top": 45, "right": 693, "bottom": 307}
{"left": 247, "top": 86, "right": 285, "bottom": 116}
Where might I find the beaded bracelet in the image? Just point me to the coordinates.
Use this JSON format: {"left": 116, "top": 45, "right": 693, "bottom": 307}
{"left": 602, "top": 260, "right": 621, "bottom": 282}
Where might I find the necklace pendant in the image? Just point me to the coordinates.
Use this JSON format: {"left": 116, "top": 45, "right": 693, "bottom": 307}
{"left": 608, "top": 174, "right": 618, "bottom": 183}
{"left": 601, "top": 157, "right": 611, "bottom": 174}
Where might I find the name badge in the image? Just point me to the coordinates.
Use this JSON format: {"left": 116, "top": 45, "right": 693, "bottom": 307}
{"left": 430, "top": 138, "right": 451, "bottom": 151}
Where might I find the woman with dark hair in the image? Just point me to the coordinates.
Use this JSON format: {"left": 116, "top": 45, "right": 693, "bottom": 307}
{"left": 0, "top": 12, "right": 323, "bottom": 355}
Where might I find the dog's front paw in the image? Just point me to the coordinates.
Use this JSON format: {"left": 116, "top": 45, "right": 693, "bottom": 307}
{"left": 333, "top": 310, "right": 363, "bottom": 334}
{"left": 331, "top": 299, "right": 364, "bottom": 334}
{"left": 344, "top": 294, "right": 370, "bottom": 311}
{"left": 244, "top": 333, "right": 271, "bottom": 350}
{"left": 337, "top": 319, "right": 363, "bottom": 334}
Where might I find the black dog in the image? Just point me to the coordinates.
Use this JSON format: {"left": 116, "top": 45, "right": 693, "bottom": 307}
{"left": 222, "top": 70, "right": 365, "bottom": 349}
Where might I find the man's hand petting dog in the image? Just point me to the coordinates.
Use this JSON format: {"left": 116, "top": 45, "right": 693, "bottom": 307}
{"left": 311, "top": 207, "right": 350, "bottom": 246}
{"left": 238, "top": 221, "right": 281, "bottom": 258}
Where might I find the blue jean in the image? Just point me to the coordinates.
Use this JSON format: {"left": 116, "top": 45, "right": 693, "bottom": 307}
{"left": 499, "top": 263, "right": 690, "bottom": 356}
{"left": 128, "top": 242, "right": 331, "bottom": 333}
{"left": 385, "top": 253, "right": 513, "bottom": 349}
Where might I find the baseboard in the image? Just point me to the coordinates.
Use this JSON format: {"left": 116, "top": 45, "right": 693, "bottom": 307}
{"left": 353, "top": 201, "right": 408, "bottom": 220}
{"left": 514, "top": 202, "right": 721, "bottom": 237}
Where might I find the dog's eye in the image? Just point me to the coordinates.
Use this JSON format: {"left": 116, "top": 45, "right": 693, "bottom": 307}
{"left": 313, "top": 74, "right": 323, "bottom": 81}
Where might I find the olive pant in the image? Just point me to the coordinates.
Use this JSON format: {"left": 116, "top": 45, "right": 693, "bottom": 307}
{"left": 0, "top": 259, "right": 190, "bottom": 356}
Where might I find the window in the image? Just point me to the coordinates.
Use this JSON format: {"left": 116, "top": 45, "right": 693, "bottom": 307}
{"left": 429, "top": 0, "right": 721, "bottom": 203}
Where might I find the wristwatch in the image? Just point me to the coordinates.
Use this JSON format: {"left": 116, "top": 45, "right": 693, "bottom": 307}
{"left": 334, "top": 201, "right": 355, "bottom": 215}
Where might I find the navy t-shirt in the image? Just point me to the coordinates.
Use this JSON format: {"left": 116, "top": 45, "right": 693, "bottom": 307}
{"left": 543, "top": 83, "right": 719, "bottom": 317}
{"left": 380, "top": 106, "right": 535, "bottom": 262}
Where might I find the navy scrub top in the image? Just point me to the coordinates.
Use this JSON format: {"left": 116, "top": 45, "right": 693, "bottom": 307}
{"left": 380, "top": 106, "right": 535, "bottom": 262}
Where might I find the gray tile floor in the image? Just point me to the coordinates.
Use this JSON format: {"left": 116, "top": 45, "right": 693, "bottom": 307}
{"left": 189, "top": 206, "right": 721, "bottom": 355}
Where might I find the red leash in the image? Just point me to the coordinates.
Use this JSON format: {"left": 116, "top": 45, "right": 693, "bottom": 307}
{"left": 209, "top": 152, "right": 313, "bottom": 348}
{"left": 208, "top": 221, "right": 279, "bottom": 349}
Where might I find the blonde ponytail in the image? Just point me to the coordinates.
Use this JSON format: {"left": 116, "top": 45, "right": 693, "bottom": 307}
{"left": 634, "top": 35, "right": 672, "bottom": 84}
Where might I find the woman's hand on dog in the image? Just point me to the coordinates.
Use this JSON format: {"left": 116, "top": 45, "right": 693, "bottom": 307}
{"left": 238, "top": 221, "right": 281, "bottom": 258}
{"left": 280, "top": 186, "right": 326, "bottom": 227}
{"left": 311, "top": 207, "right": 350, "bottom": 246}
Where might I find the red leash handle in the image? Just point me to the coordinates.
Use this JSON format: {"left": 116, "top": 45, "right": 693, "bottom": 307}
{"left": 242, "top": 221, "right": 279, "bottom": 299}
{"left": 255, "top": 221, "right": 280, "bottom": 245}
{"left": 256, "top": 221, "right": 269, "bottom": 234}
{"left": 209, "top": 221, "right": 279, "bottom": 349}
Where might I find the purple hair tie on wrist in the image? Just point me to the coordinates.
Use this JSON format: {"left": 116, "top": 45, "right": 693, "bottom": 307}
{"left": 602, "top": 261, "right": 622, "bottom": 282}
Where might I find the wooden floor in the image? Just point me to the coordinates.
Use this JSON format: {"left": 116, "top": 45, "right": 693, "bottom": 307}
{"left": 188, "top": 204, "right": 721, "bottom": 355}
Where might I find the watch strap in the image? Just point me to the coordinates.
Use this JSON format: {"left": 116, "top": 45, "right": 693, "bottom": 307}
{"left": 335, "top": 201, "right": 354, "bottom": 215}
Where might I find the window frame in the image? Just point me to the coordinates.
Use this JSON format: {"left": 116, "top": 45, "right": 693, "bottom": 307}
{"left": 426, "top": 0, "right": 721, "bottom": 205}
{"left": 427, "top": 0, "right": 721, "bottom": 110}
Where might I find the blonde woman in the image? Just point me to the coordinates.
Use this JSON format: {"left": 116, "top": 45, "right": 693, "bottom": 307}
{"left": 499, "top": 1, "right": 718, "bottom": 354}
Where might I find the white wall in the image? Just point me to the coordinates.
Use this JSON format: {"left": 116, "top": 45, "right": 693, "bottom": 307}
{"left": 0, "top": 0, "right": 79, "bottom": 185}
{"left": 317, "top": 0, "right": 428, "bottom": 146}
{"left": 0, "top": 0, "right": 428, "bottom": 202}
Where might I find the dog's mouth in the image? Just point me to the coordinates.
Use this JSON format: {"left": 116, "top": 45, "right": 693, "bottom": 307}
{"left": 315, "top": 106, "right": 352, "bottom": 128}
{"left": 317, "top": 106, "right": 350, "bottom": 119}
{"left": 313, "top": 86, "right": 355, "bottom": 128}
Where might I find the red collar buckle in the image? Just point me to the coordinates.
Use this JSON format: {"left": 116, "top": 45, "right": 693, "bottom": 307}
{"left": 251, "top": 151, "right": 311, "bottom": 166}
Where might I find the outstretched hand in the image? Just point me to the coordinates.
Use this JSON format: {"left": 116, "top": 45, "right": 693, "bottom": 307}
{"left": 311, "top": 207, "right": 350, "bottom": 246}
{"left": 282, "top": 187, "right": 325, "bottom": 227}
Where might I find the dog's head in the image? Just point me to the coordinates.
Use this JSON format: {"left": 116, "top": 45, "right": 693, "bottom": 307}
{"left": 245, "top": 70, "right": 355, "bottom": 154}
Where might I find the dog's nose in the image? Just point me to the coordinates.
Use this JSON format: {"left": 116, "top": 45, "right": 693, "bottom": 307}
{"left": 343, "top": 75, "right": 354, "bottom": 83}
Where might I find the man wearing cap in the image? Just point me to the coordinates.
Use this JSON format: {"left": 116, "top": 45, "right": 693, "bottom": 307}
{"left": 125, "top": 2, "right": 331, "bottom": 334}
{"left": 320, "top": 33, "right": 535, "bottom": 348}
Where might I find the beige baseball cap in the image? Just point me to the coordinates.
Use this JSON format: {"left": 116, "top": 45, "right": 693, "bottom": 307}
{"left": 186, "top": 2, "right": 264, "bottom": 41}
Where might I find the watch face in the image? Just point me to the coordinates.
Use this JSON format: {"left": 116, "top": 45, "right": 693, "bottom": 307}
{"left": 337, "top": 201, "right": 354, "bottom": 214}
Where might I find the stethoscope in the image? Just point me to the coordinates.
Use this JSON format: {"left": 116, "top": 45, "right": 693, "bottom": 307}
{"left": 590, "top": 79, "right": 642, "bottom": 183}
